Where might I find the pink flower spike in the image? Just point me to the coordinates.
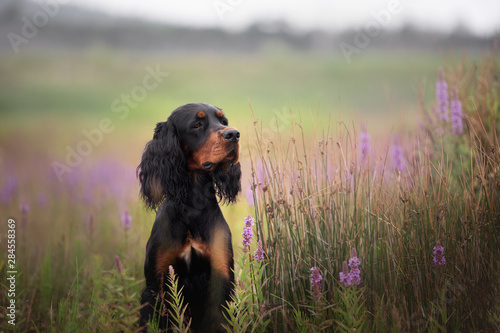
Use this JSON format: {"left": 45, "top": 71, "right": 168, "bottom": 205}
{"left": 339, "top": 261, "right": 351, "bottom": 287}
{"left": 254, "top": 240, "right": 265, "bottom": 262}
{"left": 244, "top": 215, "right": 255, "bottom": 227}
{"left": 168, "top": 265, "right": 175, "bottom": 278}
{"left": 436, "top": 68, "right": 449, "bottom": 121}
{"left": 433, "top": 240, "right": 446, "bottom": 266}
{"left": 20, "top": 203, "right": 30, "bottom": 214}
{"left": 121, "top": 209, "right": 132, "bottom": 230}
{"left": 115, "top": 255, "right": 123, "bottom": 274}
{"left": 348, "top": 248, "right": 361, "bottom": 285}
{"left": 242, "top": 215, "right": 254, "bottom": 252}
{"left": 310, "top": 266, "right": 322, "bottom": 297}
{"left": 450, "top": 89, "right": 463, "bottom": 136}
{"left": 359, "top": 122, "right": 371, "bottom": 164}
{"left": 244, "top": 185, "right": 254, "bottom": 206}
{"left": 340, "top": 248, "right": 362, "bottom": 287}
{"left": 391, "top": 137, "right": 405, "bottom": 172}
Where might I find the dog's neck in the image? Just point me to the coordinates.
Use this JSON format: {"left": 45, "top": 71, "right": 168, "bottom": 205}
{"left": 160, "top": 173, "right": 219, "bottom": 225}
{"left": 184, "top": 171, "right": 219, "bottom": 207}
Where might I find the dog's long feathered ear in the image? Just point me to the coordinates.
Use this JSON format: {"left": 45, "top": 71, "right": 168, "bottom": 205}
{"left": 137, "top": 120, "right": 188, "bottom": 209}
{"left": 212, "top": 162, "right": 241, "bottom": 204}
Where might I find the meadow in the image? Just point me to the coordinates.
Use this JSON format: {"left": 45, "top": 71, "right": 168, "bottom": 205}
{"left": 0, "top": 48, "right": 499, "bottom": 332}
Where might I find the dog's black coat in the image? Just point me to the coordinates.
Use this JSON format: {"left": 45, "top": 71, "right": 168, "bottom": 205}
{"left": 137, "top": 103, "right": 241, "bottom": 331}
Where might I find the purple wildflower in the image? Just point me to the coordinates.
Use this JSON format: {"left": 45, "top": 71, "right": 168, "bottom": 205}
{"left": 340, "top": 248, "right": 361, "bottom": 287}
{"left": 121, "top": 209, "right": 132, "bottom": 230}
{"left": 242, "top": 228, "right": 253, "bottom": 249}
{"left": 244, "top": 214, "right": 255, "bottom": 227}
{"left": 20, "top": 203, "right": 30, "bottom": 214}
{"left": 436, "top": 68, "right": 449, "bottom": 121}
{"left": 359, "top": 122, "right": 371, "bottom": 163}
{"left": 433, "top": 240, "right": 446, "bottom": 266}
{"left": 242, "top": 215, "right": 255, "bottom": 252}
{"left": 310, "top": 266, "right": 322, "bottom": 297}
{"left": 244, "top": 185, "right": 254, "bottom": 206}
{"left": 450, "top": 89, "right": 463, "bottom": 136}
{"left": 254, "top": 240, "right": 265, "bottom": 262}
{"left": 391, "top": 138, "right": 405, "bottom": 172}
{"left": 37, "top": 192, "right": 48, "bottom": 207}
{"left": 1, "top": 176, "right": 18, "bottom": 204}
{"left": 339, "top": 261, "right": 351, "bottom": 287}
{"left": 348, "top": 248, "right": 361, "bottom": 285}
{"left": 168, "top": 265, "right": 175, "bottom": 278}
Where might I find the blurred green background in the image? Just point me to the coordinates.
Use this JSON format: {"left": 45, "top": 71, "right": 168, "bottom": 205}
{"left": 0, "top": 49, "right": 462, "bottom": 166}
{"left": 1, "top": 0, "right": 497, "bottom": 179}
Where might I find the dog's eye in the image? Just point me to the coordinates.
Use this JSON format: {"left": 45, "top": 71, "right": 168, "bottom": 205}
{"left": 221, "top": 119, "right": 228, "bottom": 126}
{"left": 193, "top": 122, "right": 203, "bottom": 129}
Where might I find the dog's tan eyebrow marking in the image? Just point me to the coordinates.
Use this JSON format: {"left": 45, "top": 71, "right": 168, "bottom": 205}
{"left": 216, "top": 110, "right": 224, "bottom": 118}
{"left": 197, "top": 111, "right": 206, "bottom": 118}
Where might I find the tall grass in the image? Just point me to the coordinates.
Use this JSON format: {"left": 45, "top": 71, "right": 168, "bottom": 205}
{"left": 0, "top": 160, "right": 147, "bottom": 332}
{"left": 242, "top": 52, "right": 499, "bottom": 331}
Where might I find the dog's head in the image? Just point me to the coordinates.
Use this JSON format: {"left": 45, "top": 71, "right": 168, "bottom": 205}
{"left": 137, "top": 103, "right": 241, "bottom": 209}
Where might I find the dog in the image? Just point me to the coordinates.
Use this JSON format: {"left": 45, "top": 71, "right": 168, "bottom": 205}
{"left": 137, "top": 103, "right": 241, "bottom": 332}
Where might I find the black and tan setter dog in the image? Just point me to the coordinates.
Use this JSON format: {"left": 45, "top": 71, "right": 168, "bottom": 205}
{"left": 137, "top": 103, "right": 241, "bottom": 332}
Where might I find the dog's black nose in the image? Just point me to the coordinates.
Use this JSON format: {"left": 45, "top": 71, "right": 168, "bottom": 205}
{"left": 223, "top": 128, "right": 240, "bottom": 142}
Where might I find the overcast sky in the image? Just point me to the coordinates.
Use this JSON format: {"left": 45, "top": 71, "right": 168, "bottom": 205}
{"left": 70, "top": 0, "right": 500, "bottom": 35}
